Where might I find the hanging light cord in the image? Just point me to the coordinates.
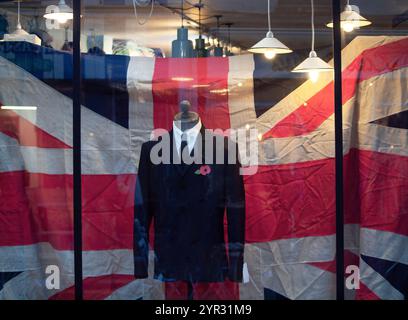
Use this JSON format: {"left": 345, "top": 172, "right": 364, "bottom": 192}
{"left": 216, "top": 16, "right": 221, "bottom": 47}
{"left": 267, "top": 0, "right": 271, "bottom": 32}
{"left": 228, "top": 25, "right": 231, "bottom": 47}
{"left": 225, "top": 23, "right": 232, "bottom": 50}
{"left": 311, "top": 0, "right": 315, "bottom": 52}
{"left": 17, "top": 0, "right": 21, "bottom": 26}
{"left": 132, "top": 0, "right": 155, "bottom": 26}
{"left": 181, "top": 0, "right": 184, "bottom": 27}
{"left": 198, "top": 0, "right": 201, "bottom": 38}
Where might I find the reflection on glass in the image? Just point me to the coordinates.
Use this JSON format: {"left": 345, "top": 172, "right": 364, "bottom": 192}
{"left": 0, "top": 0, "right": 406, "bottom": 301}
{"left": 0, "top": 0, "right": 74, "bottom": 300}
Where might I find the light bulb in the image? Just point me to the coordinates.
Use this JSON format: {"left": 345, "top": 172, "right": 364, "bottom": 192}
{"left": 342, "top": 21, "right": 354, "bottom": 32}
{"left": 264, "top": 50, "right": 276, "bottom": 60}
{"left": 309, "top": 70, "right": 319, "bottom": 83}
{"left": 44, "top": 11, "right": 73, "bottom": 23}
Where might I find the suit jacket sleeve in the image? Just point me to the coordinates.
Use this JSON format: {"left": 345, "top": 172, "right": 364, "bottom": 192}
{"left": 225, "top": 141, "right": 246, "bottom": 282}
{"left": 134, "top": 142, "right": 153, "bottom": 278}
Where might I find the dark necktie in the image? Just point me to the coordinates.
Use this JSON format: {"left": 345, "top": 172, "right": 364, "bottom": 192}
{"left": 180, "top": 135, "right": 188, "bottom": 165}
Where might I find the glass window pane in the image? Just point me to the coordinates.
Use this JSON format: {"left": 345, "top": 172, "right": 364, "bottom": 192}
{"left": 0, "top": 0, "right": 74, "bottom": 299}
{"left": 78, "top": 0, "right": 336, "bottom": 300}
{"left": 341, "top": 0, "right": 408, "bottom": 300}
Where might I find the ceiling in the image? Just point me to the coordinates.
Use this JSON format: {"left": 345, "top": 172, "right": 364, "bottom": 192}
{"left": 80, "top": 0, "right": 408, "bottom": 55}
{"left": 1, "top": 0, "right": 407, "bottom": 55}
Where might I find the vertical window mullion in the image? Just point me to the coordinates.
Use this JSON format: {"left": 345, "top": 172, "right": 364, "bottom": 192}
{"left": 73, "top": 0, "right": 83, "bottom": 301}
{"left": 332, "top": 0, "right": 345, "bottom": 301}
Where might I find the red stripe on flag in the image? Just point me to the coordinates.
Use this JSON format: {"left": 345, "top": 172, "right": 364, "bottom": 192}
{"left": 355, "top": 282, "right": 381, "bottom": 300}
{"left": 0, "top": 172, "right": 136, "bottom": 250}
{"left": 152, "top": 57, "right": 230, "bottom": 131}
{"left": 308, "top": 259, "right": 336, "bottom": 273}
{"left": 244, "top": 148, "right": 408, "bottom": 243}
{"left": 263, "top": 37, "right": 408, "bottom": 139}
{"left": 344, "top": 149, "right": 408, "bottom": 236}
{"left": 0, "top": 171, "right": 74, "bottom": 248}
{"left": 82, "top": 174, "right": 136, "bottom": 250}
{"left": 2, "top": 150, "right": 405, "bottom": 249}
{"left": 0, "top": 171, "right": 35, "bottom": 246}
{"left": 0, "top": 108, "right": 71, "bottom": 148}
{"left": 244, "top": 157, "right": 336, "bottom": 243}
{"left": 49, "top": 274, "right": 135, "bottom": 300}
{"left": 164, "top": 280, "right": 239, "bottom": 300}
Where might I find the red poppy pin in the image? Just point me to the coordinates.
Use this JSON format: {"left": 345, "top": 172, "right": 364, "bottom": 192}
{"left": 195, "top": 165, "right": 211, "bottom": 176}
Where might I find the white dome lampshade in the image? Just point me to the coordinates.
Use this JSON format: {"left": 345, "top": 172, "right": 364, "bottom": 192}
{"left": 12, "top": 22, "right": 29, "bottom": 36}
{"left": 3, "top": 0, "right": 41, "bottom": 45}
{"left": 248, "top": 31, "right": 292, "bottom": 58}
{"left": 293, "top": 0, "right": 333, "bottom": 83}
{"left": 292, "top": 51, "right": 333, "bottom": 83}
{"left": 44, "top": 0, "right": 73, "bottom": 24}
{"left": 248, "top": 0, "right": 292, "bottom": 60}
{"left": 327, "top": 4, "right": 371, "bottom": 32}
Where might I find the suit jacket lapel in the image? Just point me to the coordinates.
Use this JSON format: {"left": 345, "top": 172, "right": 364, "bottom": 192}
{"left": 169, "top": 130, "right": 185, "bottom": 176}
{"left": 182, "top": 125, "right": 206, "bottom": 177}
{"left": 170, "top": 126, "right": 206, "bottom": 177}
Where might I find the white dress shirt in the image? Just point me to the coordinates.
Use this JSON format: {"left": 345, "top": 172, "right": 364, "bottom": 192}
{"left": 173, "top": 119, "right": 202, "bottom": 154}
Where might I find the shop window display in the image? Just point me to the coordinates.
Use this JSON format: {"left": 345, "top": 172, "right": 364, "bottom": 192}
{"left": 0, "top": 0, "right": 406, "bottom": 300}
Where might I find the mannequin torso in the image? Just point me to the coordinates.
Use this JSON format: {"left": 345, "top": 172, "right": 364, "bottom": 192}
{"left": 173, "top": 100, "right": 200, "bottom": 131}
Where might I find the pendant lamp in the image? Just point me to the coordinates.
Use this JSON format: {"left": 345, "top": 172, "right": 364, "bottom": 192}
{"left": 194, "top": 0, "right": 208, "bottom": 57}
{"left": 44, "top": 0, "right": 73, "bottom": 24}
{"left": 3, "top": 0, "right": 41, "bottom": 45}
{"left": 327, "top": 0, "right": 371, "bottom": 32}
{"left": 172, "top": 0, "right": 193, "bottom": 58}
{"left": 213, "top": 15, "right": 224, "bottom": 57}
{"left": 292, "top": 0, "right": 333, "bottom": 83}
{"left": 12, "top": 0, "right": 28, "bottom": 36}
{"left": 3, "top": 0, "right": 41, "bottom": 46}
{"left": 224, "top": 23, "right": 234, "bottom": 56}
{"left": 248, "top": 0, "right": 292, "bottom": 59}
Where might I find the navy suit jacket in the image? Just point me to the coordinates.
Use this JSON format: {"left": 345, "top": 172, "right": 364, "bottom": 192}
{"left": 134, "top": 127, "right": 245, "bottom": 283}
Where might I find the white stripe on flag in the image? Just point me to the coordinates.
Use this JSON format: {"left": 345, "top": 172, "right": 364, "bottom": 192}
{"left": 360, "top": 228, "right": 408, "bottom": 265}
{"left": 0, "top": 132, "right": 25, "bottom": 172}
{"left": 256, "top": 36, "right": 407, "bottom": 132}
{"left": 257, "top": 65, "right": 408, "bottom": 165}
{"left": 0, "top": 143, "right": 135, "bottom": 174}
{"left": 127, "top": 56, "right": 155, "bottom": 173}
{"left": 0, "top": 243, "right": 133, "bottom": 275}
{"left": 255, "top": 235, "right": 335, "bottom": 266}
{"left": 262, "top": 263, "right": 335, "bottom": 300}
{"left": 239, "top": 243, "right": 264, "bottom": 300}
{"left": 0, "top": 269, "right": 75, "bottom": 300}
{"left": 0, "top": 56, "right": 73, "bottom": 147}
{"left": 104, "top": 251, "right": 165, "bottom": 300}
{"left": 241, "top": 235, "right": 336, "bottom": 300}
{"left": 0, "top": 243, "right": 164, "bottom": 300}
{"left": 344, "top": 224, "right": 360, "bottom": 253}
{"left": 228, "top": 54, "right": 257, "bottom": 130}
{"left": 354, "top": 67, "right": 408, "bottom": 124}
{"left": 0, "top": 56, "right": 133, "bottom": 173}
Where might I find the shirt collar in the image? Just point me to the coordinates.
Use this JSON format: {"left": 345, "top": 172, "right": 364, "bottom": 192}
{"left": 173, "top": 119, "right": 202, "bottom": 153}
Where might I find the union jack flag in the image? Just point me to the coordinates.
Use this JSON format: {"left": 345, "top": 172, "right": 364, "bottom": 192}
{"left": 0, "top": 36, "right": 407, "bottom": 300}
